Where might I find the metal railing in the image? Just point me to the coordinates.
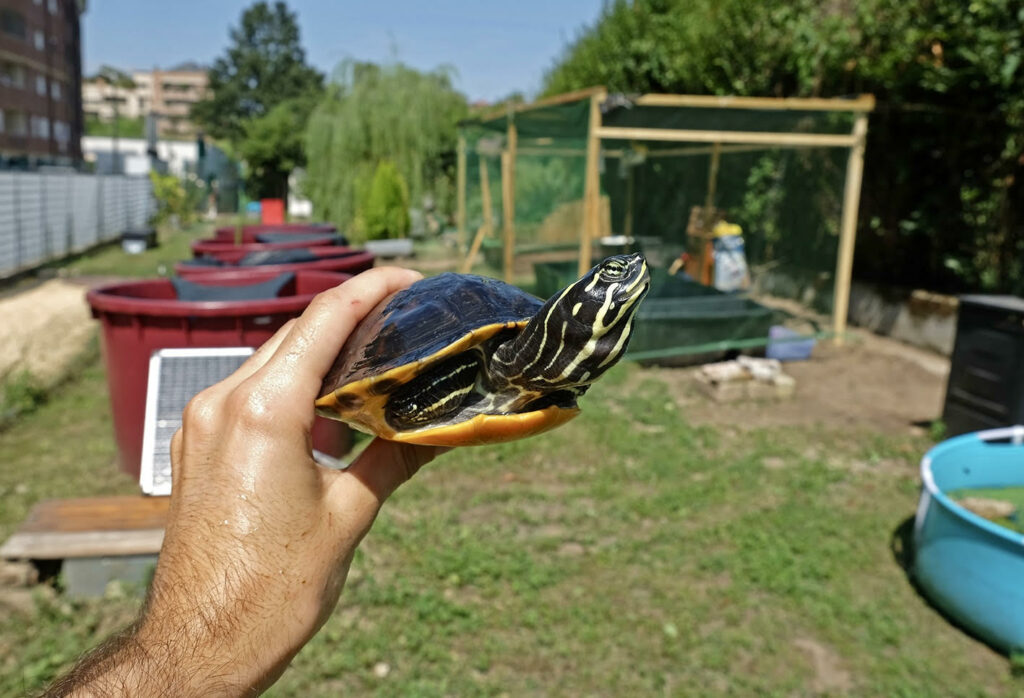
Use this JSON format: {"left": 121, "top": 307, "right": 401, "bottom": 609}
{"left": 0, "top": 170, "right": 154, "bottom": 279}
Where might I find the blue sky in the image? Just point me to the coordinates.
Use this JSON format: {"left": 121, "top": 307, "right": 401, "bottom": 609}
{"left": 82, "top": 0, "right": 605, "bottom": 102}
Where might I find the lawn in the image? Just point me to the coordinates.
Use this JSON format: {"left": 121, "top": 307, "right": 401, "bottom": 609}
{"left": 0, "top": 228, "right": 1021, "bottom": 696}
{"left": 56, "top": 219, "right": 218, "bottom": 278}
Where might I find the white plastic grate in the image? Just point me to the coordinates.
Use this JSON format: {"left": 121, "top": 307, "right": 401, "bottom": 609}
{"left": 139, "top": 348, "right": 253, "bottom": 495}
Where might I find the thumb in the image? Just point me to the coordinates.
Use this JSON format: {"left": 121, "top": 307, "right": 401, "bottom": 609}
{"left": 342, "top": 437, "right": 449, "bottom": 504}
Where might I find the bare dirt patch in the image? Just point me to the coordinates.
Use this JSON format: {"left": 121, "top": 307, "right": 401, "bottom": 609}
{"left": 646, "top": 333, "right": 947, "bottom": 436}
{"left": 792, "top": 636, "right": 853, "bottom": 695}
{"left": 0, "top": 279, "right": 97, "bottom": 388}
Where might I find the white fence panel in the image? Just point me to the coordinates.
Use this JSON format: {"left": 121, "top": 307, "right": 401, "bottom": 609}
{"left": 17, "top": 174, "right": 45, "bottom": 269}
{"left": 129, "top": 178, "right": 152, "bottom": 228}
{"left": 44, "top": 173, "right": 72, "bottom": 259}
{"left": 0, "top": 174, "right": 17, "bottom": 276}
{"left": 71, "top": 174, "right": 99, "bottom": 250}
{"left": 0, "top": 171, "right": 153, "bottom": 279}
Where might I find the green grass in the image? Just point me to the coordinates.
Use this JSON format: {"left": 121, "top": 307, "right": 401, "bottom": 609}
{"left": 1, "top": 228, "right": 1020, "bottom": 694}
{"left": 55, "top": 221, "right": 214, "bottom": 278}
{"left": 1, "top": 357, "right": 1021, "bottom": 696}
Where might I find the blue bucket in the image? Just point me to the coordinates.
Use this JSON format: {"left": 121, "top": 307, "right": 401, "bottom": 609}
{"left": 765, "top": 325, "right": 815, "bottom": 362}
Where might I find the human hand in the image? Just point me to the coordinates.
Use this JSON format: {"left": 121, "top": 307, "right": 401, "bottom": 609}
{"left": 50, "top": 267, "right": 446, "bottom": 696}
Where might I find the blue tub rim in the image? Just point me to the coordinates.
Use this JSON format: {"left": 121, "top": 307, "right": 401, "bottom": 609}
{"left": 916, "top": 425, "right": 1024, "bottom": 548}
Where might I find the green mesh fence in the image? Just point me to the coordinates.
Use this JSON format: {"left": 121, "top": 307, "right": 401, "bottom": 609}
{"left": 459, "top": 94, "right": 865, "bottom": 360}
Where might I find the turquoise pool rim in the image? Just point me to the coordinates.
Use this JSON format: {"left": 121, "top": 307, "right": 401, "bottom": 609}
{"left": 915, "top": 425, "right": 1024, "bottom": 549}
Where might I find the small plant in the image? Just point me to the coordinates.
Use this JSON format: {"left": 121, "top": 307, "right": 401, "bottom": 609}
{"left": 149, "top": 171, "right": 199, "bottom": 228}
{"left": 0, "top": 371, "right": 47, "bottom": 428}
{"left": 929, "top": 419, "right": 948, "bottom": 442}
{"left": 1010, "top": 650, "right": 1024, "bottom": 678}
{"left": 360, "top": 161, "right": 411, "bottom": 241}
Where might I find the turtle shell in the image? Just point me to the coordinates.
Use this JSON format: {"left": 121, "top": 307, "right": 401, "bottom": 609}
{"left": 315, "top": 273, "right": 581, "bottom": 446}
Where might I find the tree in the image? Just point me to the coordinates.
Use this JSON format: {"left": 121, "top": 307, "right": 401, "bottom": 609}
{"left": 238, "top": 98, "right": 310, "bottom": 199}
{"left": 304, "top": 60, "right": 467, "bottom": 237}
{"left": 191, "top": 1, "right": 323, "bottom": 200}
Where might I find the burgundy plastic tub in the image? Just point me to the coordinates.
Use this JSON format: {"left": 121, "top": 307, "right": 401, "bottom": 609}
{"left": 214, "top": 223, "right": 336, "bottom": 242}
{"left": 191, "top": 236, "right": 346, "bottom": 263}
{"left": 87, "top": 269, "right": 353, "bottom": 477}
{"left": 175, "top": 247, "right": 376, "bottom": 279}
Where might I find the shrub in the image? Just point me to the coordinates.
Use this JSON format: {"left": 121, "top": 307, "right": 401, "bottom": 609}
{"left": 149, "top": 171, "right": 198, "bottom": 227}
{"left": 361, "top": 161, "right": 411, "bottom": 241}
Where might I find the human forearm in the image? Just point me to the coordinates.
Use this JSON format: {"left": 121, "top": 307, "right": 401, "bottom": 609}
{"left": 45, "top": 609, "right": 279, "bottom": 697}
{"left": 43, "top": 269, "right": 444, "bottom": 696}
{"left": 43, "top": 619, "right": 249, "bottom": 697}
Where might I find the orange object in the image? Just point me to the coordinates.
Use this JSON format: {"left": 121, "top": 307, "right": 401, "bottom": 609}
{"left": 260, "top": 198, "right": 285, "bottom": 224}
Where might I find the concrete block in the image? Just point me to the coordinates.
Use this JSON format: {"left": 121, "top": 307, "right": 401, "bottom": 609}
{"left": 63, "top": 554, "right": 157, "bottom": 599}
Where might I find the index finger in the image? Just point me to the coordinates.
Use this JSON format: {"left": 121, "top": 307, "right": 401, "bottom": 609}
{"left": 253, "top": 266, "right": 422, "bottom": 403}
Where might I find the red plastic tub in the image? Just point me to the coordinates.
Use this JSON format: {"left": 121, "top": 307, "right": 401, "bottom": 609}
{"left": 175, "top": 247, "right": 376, "bottom": 279}
{"left": 87, "top": 269, "right": 353, "bottom": 477}
{"left": 214, "top": 223, "right": 336, "bottom": 242}
{"left": 191, "top": 236, "right": 345, "bottom": 263}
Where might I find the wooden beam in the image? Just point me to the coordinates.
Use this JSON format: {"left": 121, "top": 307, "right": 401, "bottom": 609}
{"left": 459, "top": 225, "right": 488, "bottom": 274}
{"left": 479, "top": 86, "right": 606, "bottom": 122}
{"left": 593, "top": 126, "right": 857, "bottom": 148}
{"left": 832, "top": 113, "right": 869, "bottom": 345}
{"left": 0, "top": 496, "right": 170, "bottom": 560}
{"left": 512, "top": 147, "right": 588, "bottom": 157}
{"left": 483, "top": 146, "right": 627, "bottom": 158}
{"left": 501, "top": 121, "right": 517, "bottom": 283}
{"left": 456, "top": 134, "right": 467, "bottom": 258}
{"left": 579, "top": 91, "right": 605, "bottom": 276}
{"left": 642, "top": 143, "right": 781, "bottom": 159}
{"left": 632, "top": 93, "right": 876, "bottom": 113}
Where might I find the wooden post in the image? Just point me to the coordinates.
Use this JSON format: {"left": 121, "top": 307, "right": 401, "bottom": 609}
{"left": 704, "top": 142, "right": 721, "bottom": 214}
{"left": 624, "top": 164, "right": 635, "bottom": 239}
{"left": 456, "top": 134, "right": 466, "bottom": 257}
{"left": 458, "top": 157, "right": 495, "bottom": 275}
{"left": 479, "top": 155, "right": 494, "bottom": 237}
{"left": 693, "top": 142, "right": 723, "bottom": 285}
{"left": 579, "top": 92, "right": 604, "bottom": 277}
{"left": 833, "top": 113, "right": 869, "bottom": 345}
{"left": 502, "top": 122, "right": 517, "bottom": 283}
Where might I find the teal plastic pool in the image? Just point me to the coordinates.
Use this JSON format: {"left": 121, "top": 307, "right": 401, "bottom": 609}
{"left": 914, "top": 426, "right": 1024, "bottom": 653}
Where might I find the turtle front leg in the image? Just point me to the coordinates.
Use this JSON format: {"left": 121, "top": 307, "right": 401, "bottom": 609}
{"left": 384, "top": 355, "right": 479, "bottom": 431}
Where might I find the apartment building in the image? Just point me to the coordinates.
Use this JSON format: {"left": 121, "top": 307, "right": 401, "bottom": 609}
{"left": 82, "top": 63, "right": 208, "bottom": 138}
{"left": 0, "top": 0, "right": 84, "bottom": 165}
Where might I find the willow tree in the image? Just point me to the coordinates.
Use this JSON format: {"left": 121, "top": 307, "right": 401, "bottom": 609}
{"left": 304, "top": 61, "right": 468, "bottom": 238}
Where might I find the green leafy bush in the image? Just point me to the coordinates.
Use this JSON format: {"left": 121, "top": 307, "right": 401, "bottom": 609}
{"left": 149, "top": 171, "right": 198, "bottom": 227}
{"left": 361, "top": 161, "right": 411, "bottom": 241}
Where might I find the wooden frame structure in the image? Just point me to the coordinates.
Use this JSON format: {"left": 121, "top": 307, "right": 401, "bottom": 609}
{"left": 457, "top": 88, "right": 874, "bottom": 342}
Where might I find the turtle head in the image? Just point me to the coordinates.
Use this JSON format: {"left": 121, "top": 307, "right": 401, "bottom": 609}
{"left": 561, "top": 253, "right": 650, "bottom": 375}
{"left": 573, "top": 253, "right": 650, "bottom": 324}
{"left": 492, "top": 253, "right": 649, "bottom": 391}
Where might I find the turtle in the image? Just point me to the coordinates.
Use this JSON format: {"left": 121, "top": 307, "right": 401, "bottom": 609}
{"left": 315, "top": 253, "right": 650, "bottom": 447}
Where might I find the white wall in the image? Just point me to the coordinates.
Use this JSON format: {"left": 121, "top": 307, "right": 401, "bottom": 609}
{"left": 82, "top": 136, "right": 199, "bottom": 176}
